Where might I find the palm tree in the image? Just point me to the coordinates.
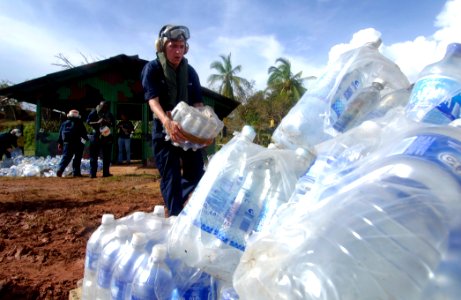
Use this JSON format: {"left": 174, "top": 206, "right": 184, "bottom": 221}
{"left": 208, "top": 53, "right": 251, "bottom": 101}
{"left": 267, "top": 57, "right": 311, "bottom": 101}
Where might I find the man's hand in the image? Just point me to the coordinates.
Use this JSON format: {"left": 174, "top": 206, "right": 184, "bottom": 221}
{"left": 165, "top": 119, "right": 187, "bottom": 143}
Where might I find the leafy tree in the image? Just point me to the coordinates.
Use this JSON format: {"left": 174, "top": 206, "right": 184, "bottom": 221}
{"left": 267, "top": 57, "right": 312, "bottom": 103}
{"left": 208, "top": 53, "right": 252, "bottom": 101}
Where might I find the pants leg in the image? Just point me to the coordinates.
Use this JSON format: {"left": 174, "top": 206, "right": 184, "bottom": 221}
{"left": 180, "top": 148, "right": 205, "bottom": 201}
{"left": 89, "top": 140, "right": 99, "bottom": 177}
{"left": 125, "top": 138, "right": 131, "bottom": 163}
{"left": 58, "top": 143, "right": 73, "bottom": 173}
{"left": 72, "top": 142, "right": 84, "bottom": 175}
{"left": 118, "top": 138, "right": 124, "bottom": 163}
{"left": 153, "top": 138, "right": 184, "bottom": 216}
{"left": 102, "top": 142, "right": 112, "bottom": 176}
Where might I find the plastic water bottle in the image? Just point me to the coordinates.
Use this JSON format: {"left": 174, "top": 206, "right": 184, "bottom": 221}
{"left": 182, "top": 272, "right": 217, "bottom": 300}
{"left": 421, "top": 223, "right": 461, "bottom": 300}
{"left": 332, "top": 79, "right": 385, "bottom": 133}
{"left": 363, "top": 86, "right": 411, "bottom": 121}
{"left": 95, "top": 225, "right": 131, "bottom": 300}
{"left": 234, "top": 124, "right": 461, "bottom": 300}
{"left": 168, "top": 126, "right": 258, "bottom": 280}
{"left": 152, "top": 205, "right": 165, "bottom": 218}
{"left": 406, "top": 43, "right": 461, "bottom": 124}
{"left": 82, "top": 214, "right": 116, "bottom": 300}
{"left": 329, "top": 69, "right": 364, "bottom": 126}
{"left": 130, "top": 244, "right": 179, "bottom": 300}
{"left": 110, "top": 232, "right": 149, "bottom": 300}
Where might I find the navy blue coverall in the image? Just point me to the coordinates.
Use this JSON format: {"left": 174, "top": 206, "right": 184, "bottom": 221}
{"left": 57, "top": 117, "right": 88, "bottom": 176}
{"left": 141, "top": 58, "right": 205, "bottom": 216}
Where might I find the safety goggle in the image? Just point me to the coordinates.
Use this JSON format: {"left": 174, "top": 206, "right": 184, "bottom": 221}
{"left": 162, "top": 26, "right": 190, "bottom": 40}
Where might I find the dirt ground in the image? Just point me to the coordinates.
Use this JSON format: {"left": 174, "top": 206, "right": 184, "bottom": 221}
{"left": 0, "top": 164, "right": 164, "bottom": 300}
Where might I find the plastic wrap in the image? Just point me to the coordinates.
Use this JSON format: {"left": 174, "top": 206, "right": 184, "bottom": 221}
{"left": 167, "top": 101, "right": 224, "bottom": 151}
{"left": 167, "top": 126, "right": 314, "bottom": 283}
{"left": 235, "top": 123, "right": 461, "bottom": 300}
{"left": 271, "top": 38, "right": 410, "bottom": 151}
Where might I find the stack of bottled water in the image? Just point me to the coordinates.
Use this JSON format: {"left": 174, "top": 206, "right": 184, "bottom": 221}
{"left": 0, "top": 155, "right": 101, "bottom": 177}
{"left": 271, "top": 37, "right": 410, "bottom": 152}
{"left": 406, "top": 43, "right": 461, "bottom": 124}
{"left": 167, "top": 101, "right": 224, "bottom": 151}
{"left": 168, "top": 125, "right": 314, "bottom": 283}
{"left": 81, "top": 206, "right": 217, "bottom": 300}
{"left": 234, "top": 122, "right": 461, "bottom": 300}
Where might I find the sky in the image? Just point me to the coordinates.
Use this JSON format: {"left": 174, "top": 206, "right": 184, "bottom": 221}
{"left": 0, "top": 0, "right": 460, "bottom": 92}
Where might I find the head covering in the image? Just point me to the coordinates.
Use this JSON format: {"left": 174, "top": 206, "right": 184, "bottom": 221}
{"left": 11, "top": 128, "right": 22, "bottom": 137}
{"left": 67, "top": 109, "right": 80, "bottom": 118}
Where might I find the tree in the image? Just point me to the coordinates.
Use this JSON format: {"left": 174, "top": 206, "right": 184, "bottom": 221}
{"left": 208, "top": 53, "right": 252, "bottom": 101}
{"left": 267, "top": 57, "right": 312, "bottom": 103}
{"left": 52, "top": 52, "right": 103, "bottom": 69}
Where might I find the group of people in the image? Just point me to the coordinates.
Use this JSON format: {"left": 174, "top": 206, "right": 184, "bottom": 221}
{"left": 0, "top": 128, "right": 22, "bottom": 161}
{"left": 2, "top": 24, "right": 213, "bottom": 217}
{"left": 55, "top": 101, "right": 135, "bottom": 178}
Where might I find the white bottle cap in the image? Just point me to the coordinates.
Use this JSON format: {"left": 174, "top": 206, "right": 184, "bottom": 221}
{"left": 152, "top": 205, "right": 165, "bottom": 218}
{"left": 357, "top": 120, "right": 381, "bottom": 138}
{"left": 148, "top": 219, "right": 163, "bottom": 231}
{"left": 131, "top": 232, "right": 147, "bottom": 247}
{"left": 101, "top": 214, "right": 115, "bottom": 225}
{"left": 241, "top": 125, "right": 256, "bottom": 141}
{"left": 449, "top": 119, "right": 461, "bottom": 128}
{"left": 151, "top": 244, "right": 167, "bottom": 261}
{"left": 133, "top": 212, "right": 146, "bottom": 222}
{"left": 115, "top": 225, "right": 130, "bottom": 239}
{"left": 295, "top": 148, "right": 310, "bottom": 159}
{"left": 165, "top": 216, "right": 177, "bottom": 226}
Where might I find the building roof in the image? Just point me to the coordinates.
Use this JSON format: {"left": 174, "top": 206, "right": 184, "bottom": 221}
{"left": 0, "top": 54, "right": 239, "bottom": 120}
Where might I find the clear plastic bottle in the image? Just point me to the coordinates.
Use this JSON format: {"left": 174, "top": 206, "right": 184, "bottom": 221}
{"left": 332, "top": 79, "right": 385, "bottom": 133}
{"left": 363, "top": 86, "right": 411, "bottom": 120}
{"left": 168, "top": 126, "right": 257, "bottom": 280}
{"left": 130, "top": 244, "right": 179, "bottom": 300}
{"left": 181, "top": 272, "right": 217, "bottom": 300}
{"left": 421, "top": 223, "right": 461, "bottom": 300}
{"left": 152, "top": 205, "right": 165, "bottom": 218}
{"left": 406, "top": 43, "right": 461, "bottom": 124}
{"left": 234, "top": 124, "right": 461, "bottom": 300}
{"left": 95, "top": 225, "right": 131, "bottom": 300}
{"left": 271, "top": 39, "right": 381, "bottom": 150}
{"left": 82, "top": 214, "right": 116, "bottom": 300}
{"left": 110, "top": 232, "right": 148, "bottom": 300}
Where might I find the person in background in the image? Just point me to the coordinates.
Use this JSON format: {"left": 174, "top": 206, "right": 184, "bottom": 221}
{"left": 0, "top": 128, "right": 21, "bottom": 161}
{"left": 16, "top": 122, "right": 25, "bottom": 155}
{"left": 56, "top": 110, "right": 88, "bottom": 177}
{"left": 117, "top": 113, "right": 135, "bottom": 165}
{"left": 87, "top": 101, "right": 116, "bottom": 178}
{"left": 141, "top": 24, "right": 212, "bottom": 216}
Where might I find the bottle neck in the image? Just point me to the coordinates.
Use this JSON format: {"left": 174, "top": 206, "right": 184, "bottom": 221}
{"left": 444, "top": 43, "right": 461, "bottom": 58}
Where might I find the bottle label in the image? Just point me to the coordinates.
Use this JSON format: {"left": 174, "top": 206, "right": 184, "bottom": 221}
{"left": 111, "top": 278, "right": 129, "bottom": 300}
{"left": 407, "top": 76, "right": 461, "bottom": 124}
{"left": 84, "top": 251, "right": 99, "bottom": 272}
{"left": 192, "top": 176, "right": 246, "bottom": 250}
{"left": 390, "top": 133, "right": 461, "bottom": 185}
{"left": 97, "top": 264, "right": 112, "bottom": 289}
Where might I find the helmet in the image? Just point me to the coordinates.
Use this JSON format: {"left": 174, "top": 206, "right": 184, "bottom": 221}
{"left": 155, "top": 25, "right": 190, "bottom": 53}
{"left": 11, "top": 128, "right": 22, "bottom": 137}
{"left": 67, "top": 109, "right": 80, "bottom": 118}
{"left": 100, "top": 126, "right": 111, "bottom": 137}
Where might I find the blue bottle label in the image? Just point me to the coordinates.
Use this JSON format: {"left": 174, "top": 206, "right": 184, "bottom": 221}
{"left": 192, "top": 176, "right": 248, "bottom": 251}
{"left": 97, "top": 265, "right": 112, "bottom": 289}
{"left": 84, "top": 251, "right": 99, "bottom": 271}
{"left": 390, "top": 133, "right": 461, "bottom": 185}
{"left": 407, "top": 76, "right": 461, "bottom": 124}
{"left": 111, "top": 278, "right": 129, "bottom": 300}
